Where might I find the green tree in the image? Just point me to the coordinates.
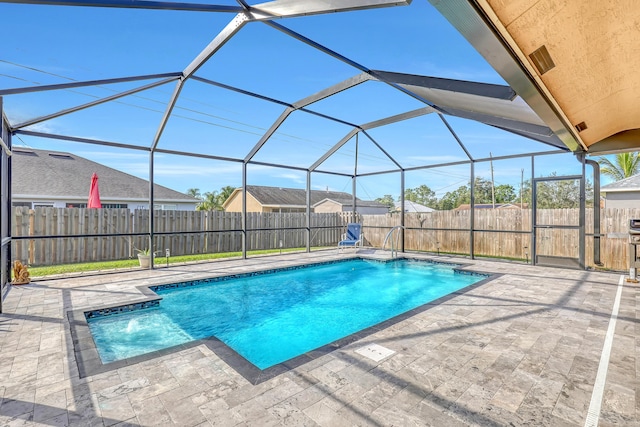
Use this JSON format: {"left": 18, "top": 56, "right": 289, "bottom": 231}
{"left": 193, "top": 186, "right": 237, "bottom": 211}
{"left": 494, "top": 184, "right": 516, "bottom": 204}
{"left": 598, "top": 152, "right": 640, "bottom": 181}
{"left": 471, "top": 177, "right": 493, "bottom": 204}
{"left": 375, "top": 194, "right": 395, "bottom": 211}
{"left": 518, "top": 174, "right": 593, "bottom": 208}
{"left": 404, "top": 184, "right": 437, "bottom": 208}
{"left": 186, "top": 188, "right": 201, "bottom": 199}
{"left": 536, "top": 180, "right": 579, "bottom": 208}
{"left": 518, "top": 179, "right": 532, "bottom": 206}
{"left": 404, "top": 188, "right": 417, "bottom": 203}
{"left": 186, "top": 188, "right": 205, "bottom": 210}
{"left": 439, "top": 185, "right": 470, "bottom": 210}
{"left": 436, "top": 179, "right": 516, "bottom": 209}
{"left": 198, "top": 191, "right": 223, "bottom": 211}
{"left": 218, "top": 186, "right": 236, "bottom": 206}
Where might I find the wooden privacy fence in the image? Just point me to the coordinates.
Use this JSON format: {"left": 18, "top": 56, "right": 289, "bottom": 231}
{"left": 11, "top": 207, "right": 351, "bottom": 266}
{"left": 360, "top": 208, "right": 640, "bottom": 271}
{"left": 11, "top": 207, "right": 639, "bottom": 270}
{"left": 13, "top": 207, "right": 134, "bottom": 267}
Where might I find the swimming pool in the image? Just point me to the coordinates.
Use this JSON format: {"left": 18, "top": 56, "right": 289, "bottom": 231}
{"left": 86, "top": 258, "right": 487, "bottom": 371}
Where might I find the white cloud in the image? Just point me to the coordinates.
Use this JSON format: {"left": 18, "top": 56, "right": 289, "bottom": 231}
{"left": 21, "top": 121, "right": 57, "bottom": 134}
{"left": 277, "top": 173, "right": 305, "bottom": 184}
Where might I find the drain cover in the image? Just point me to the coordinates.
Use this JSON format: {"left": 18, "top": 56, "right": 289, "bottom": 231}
{"left": 355, "top": 343, "right": 395, "bottom": 362}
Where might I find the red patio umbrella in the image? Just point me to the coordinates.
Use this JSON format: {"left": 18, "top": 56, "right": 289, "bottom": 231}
{"left": 88, "top": 173, "right": 102, "bottom": 208}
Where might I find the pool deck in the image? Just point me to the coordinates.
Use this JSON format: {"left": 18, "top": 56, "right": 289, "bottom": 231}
{"left": 0, "top": 250, "right": 637, "bottom": 426}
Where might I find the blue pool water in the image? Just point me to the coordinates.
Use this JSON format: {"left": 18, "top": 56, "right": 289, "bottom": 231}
{"left": 87, "top": 259, "right": 485, "bottom": 369}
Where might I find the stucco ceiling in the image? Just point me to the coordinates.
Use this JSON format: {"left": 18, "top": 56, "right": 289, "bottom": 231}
{"left": 431, "top": 0, "right": 640, "bottom": 155}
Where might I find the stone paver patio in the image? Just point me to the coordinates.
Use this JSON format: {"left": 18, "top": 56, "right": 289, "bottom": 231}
{"left": 0, "top": 250, "right": 637, "bottom": 426}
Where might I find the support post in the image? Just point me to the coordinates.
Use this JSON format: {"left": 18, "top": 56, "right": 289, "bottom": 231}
{"left": 400, "top": 170, "right": 405, "bottom": 253}
{"left": 585, "top": 159, "right": 602, "bottom": 265}
{"left": 242, "top": 162, "right": 247, "bottom": 259}
{"left": 306, "top": 170, "right": 311, "bottom": 253}
{"left": 469, "top": 162, "right": 475, "bottom": 259}
{"left": 352, "top": 178, "right": 357, "bottom": 223}
{"left": 352, "top": 133, "right": 358, "bottom": 223}
{"left": 148, "top": 151, "right": 155, "bottom": 269}
{"left": 0, "top": 96, "right": 10, "bottom": 311}
{"left": 578, "top": 154, "right": 586, "bottom": 269}
{"left": 531, "top": 156, "right": 537, "bottom": 265}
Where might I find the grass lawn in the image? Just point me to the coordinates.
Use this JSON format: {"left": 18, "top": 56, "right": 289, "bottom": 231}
{"left": 27, "top": 248, "right": 312, "bottom": 277}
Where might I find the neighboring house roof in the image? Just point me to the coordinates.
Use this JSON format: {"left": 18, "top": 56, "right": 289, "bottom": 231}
{"left": 394, "top": 201, "right": 435, "bottom": 213}
{"left": 313, "top": 197, "right": 386, "bottom": 209}
{"left": 601, "top": 174, "right": 640, "bottom": 193}
{"left": 11, "top": 148, "right": 198, "bottom": 203}
{"left": 223, "top": 185, "right": 385, "bottom": 209}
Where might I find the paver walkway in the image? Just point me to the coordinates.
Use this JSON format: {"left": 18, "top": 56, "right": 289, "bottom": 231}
{"left": 0, "top": 251, "right": 637, "bottom": 426}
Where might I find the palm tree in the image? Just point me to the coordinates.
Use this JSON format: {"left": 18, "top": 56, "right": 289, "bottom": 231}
{"left": 598, "top": 152, "right": 640, "bottom": 181}
{"left": 186, "top": 188, "right": 205, "bottom": 210}
{"left": 186, "top": 188, "right": 201, "bottom": 199}
{"left": 197, "top": 191, "right": 222, "bottom": 211}
{"left": 217, "top": 186, "right": 236, "bottom": 207}
{"left": 192, "top": 186, "right": 236, "bottom": 211}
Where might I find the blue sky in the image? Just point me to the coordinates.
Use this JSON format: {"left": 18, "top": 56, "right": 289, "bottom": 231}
{"left": 1, "top": 1, "right": 596, "bottom": 201}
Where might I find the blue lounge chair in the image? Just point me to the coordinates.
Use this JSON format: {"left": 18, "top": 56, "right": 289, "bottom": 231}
{"left": 338, "top": 223, "right": 362, "bottom": 253}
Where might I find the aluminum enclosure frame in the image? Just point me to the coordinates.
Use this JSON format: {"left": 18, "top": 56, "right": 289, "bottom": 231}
{"left": 0, "top": 0, "right": 594, "bottom": 297}
{"left": 0, "top": 101, "right": 11, "bottom": 310}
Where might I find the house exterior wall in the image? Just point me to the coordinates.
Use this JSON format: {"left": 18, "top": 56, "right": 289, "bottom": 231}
{"left": 224, "top": 192, "right": 264, "bottom": 212}
{"left": 153, "top": 203, "right": 197, "bottom": 211}
{"left": 313, "top": 200, "right": 342, "bottom": 213}
{"left": 315, "top": 200, "right": 387, "bottom": 215}
{"left": 355, "top": 206, "right": 389, "bottom": 215}
{"left": 264, "top": 207, "right": 306, "bottom": 213}
{"left": 11, "top": 197, "right": 196, "bottom": 211}
{"left": 341, "top": 206, "right": 389, "bottom": 215}
{"left": 604, "top": 192, "right": 640, "bottom": 209}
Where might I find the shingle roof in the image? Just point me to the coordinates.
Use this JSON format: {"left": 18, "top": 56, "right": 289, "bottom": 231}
{"left": 313, "top": 197, "right": 387, "bottom": 209}
{"left": 394, "top": 201, "right": 435, "bottom": 213}
{"left": 244, "top": 185, "right": 384, "bottom": 208}
{"left": 11, "top": 148, "right": 197, "bottom": 202}
{"left": 601, "top": 174, "right": 640, "bottom": 193}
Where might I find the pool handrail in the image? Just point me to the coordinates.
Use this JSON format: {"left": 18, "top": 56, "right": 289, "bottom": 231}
{"left": 383, "top": 225, "right": 404, "bottom": 258}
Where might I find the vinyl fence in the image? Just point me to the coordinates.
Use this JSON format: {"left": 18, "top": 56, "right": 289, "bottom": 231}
{"left": 10, "top": 207, "right": 638, "bottom": 271}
